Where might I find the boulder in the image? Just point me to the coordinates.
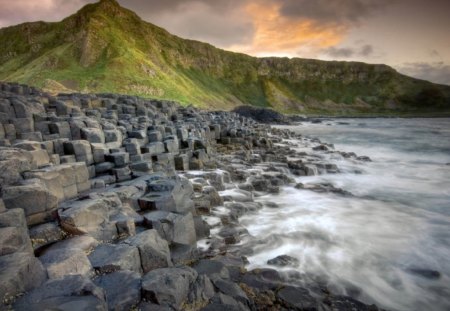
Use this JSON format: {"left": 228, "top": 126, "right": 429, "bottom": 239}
{"left": 39, "top": 248, "right": 93, "bottom": 279}
{"left": 143, "top": 211, "right": 196, "bottom": 245}
{"left": 0, "top": 252, "right": 47, "bottom": 305}
{"left": 105, "top": 152, "right": 130, "bottom": 167}
{"left": 88, "top": 244, "right": 142, "bottom": 274}
{"left": 42, "top": 235, "right": 99, "bottom": 255}
{"left": 267, "top": 255, "right": 299, "bottom": 267}
{"left": 0, "top": 208, "right": 33, "bottom": 255}
{"left": 276, "top": 286, "right": 319, "bottom": 310}
{"left": 123, "top": 229, "right": 172, "bottom": 273}
{"left": 58, "top": 199, "right": 118, "bottom": 241}
{"left": 0, "top": 147, "right": 34, "bottom": 186}
{"left": 29, "top": 222, "right": 66, "bottom": 250}
{"left": 81, "top": 128, "right": 105, "bottom": 144}
{"left": 2, "top": 179, "right": 58, "bottom": 225}
{"left": 138, "top": 175, "right": 194, "bottom": 214}
{"left": 142, "top": 266, "right": 198, "bottom": 308}
{"left": 94, "top": 271, "right": 141, "bottom": 311}
{"left": 12, "top": 275, "right": 106, "bottom": 311}
{"left": 63, "top": 140, "right": 94, "bottom": 165}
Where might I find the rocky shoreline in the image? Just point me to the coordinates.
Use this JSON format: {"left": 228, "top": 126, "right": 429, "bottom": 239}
{"left": 0, "top": 82, "right": 382, "bottom": 311}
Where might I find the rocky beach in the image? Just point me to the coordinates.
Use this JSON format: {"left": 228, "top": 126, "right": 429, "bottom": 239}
{"left": 0, "top": 82, "right": 388, "bottom": 311}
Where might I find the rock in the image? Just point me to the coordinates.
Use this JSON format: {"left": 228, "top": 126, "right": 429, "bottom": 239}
{"left": 276, "top": 286, "right": 319, "bottom": 311}
{"left": 204, "top": 293, "right": 250, "bottom": 311}
{"left": 267, "top": 255, "right": 299, "bottom": 267}
{"left": 58, "top": 199, "right": 118, "bottom": 241}
{"left": 123, "top": 229, "right": 172, "bottom": 273}
{"left": 193, "top": 259, "right": 230, "bottom": 280}
{"left": 232, "top": 105, "right": 288, "bottom": 124}
{"left": 327, "top": 295, "right": 379, "bottom": 311}
{"left": 213, "top": 278, "right": 249, "bottom": 306}
{"left": 0, "top": 208, "right": 33, "bottom": 255}
{"left": 0, "top": 252, "right": 47, "bottom": 305}
{"left": 2, "top": 179, "right": 58, "bottom": 225}
{"left": 94, "top": 271, "right": 141, "bottom": 311}
{"left": 63, "top": 140, "right": 94, "bottom": 165}
{"left": 81, "top": 128, "right": 105, "bottom": 144}
{"left": 39, "top": 248, "right": 93, "bottom": 279}
{"left": 29, "top": 222, "right": 66, "bottom": 250}
{"left": 170, "top": 243, "right": 199, "bottom": 266}
{"left": 42, "top": 235, "right": 99, "bottom": 255}
{"left": 142, "top": 266, "right": 198, "bottom": 308}
{"left": 88, "top": 244, "right": 142, "bottom": 274}
{"left": 13, "top": 275, "right": 106, "bottom": 311}
{"left": 105, "top": 152, "right": 130, "bottom": 167}
{"left": 143, "top": 211, "right": 197, "bottom": 245}
{"left": 406, "top": 267, "right": 441, "bottom": 280}
{"left": 0, "top": 147, "right": 34, "bottom": 186}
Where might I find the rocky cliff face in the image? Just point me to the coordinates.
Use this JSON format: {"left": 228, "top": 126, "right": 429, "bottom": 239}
{"left": 0, "top": 0, "right": 449, "bottom": 115}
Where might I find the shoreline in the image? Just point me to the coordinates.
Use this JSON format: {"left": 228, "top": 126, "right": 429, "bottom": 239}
{"left": 0, "top": 82, "right": 384, "bottom": 310}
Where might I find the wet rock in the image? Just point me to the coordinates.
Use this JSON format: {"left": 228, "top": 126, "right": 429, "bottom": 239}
{"left": 295, "top": 182, "right": 353, "bottom": 197}
{"left": 143, "top": 211, "right": 197, "bottom": 246}
{"left": 193, "top": 259, "right": 230, "bottom": 280}
{"left": 241, "top": 269, "right": 283, "bottom": 291}
{"left": 142, "top": 266, "right": 198, "bottom": 308}
{"left": 88, "top": 243, "right": 142, "bottom": 274}
{"left": 123, "top": 229, "right": 172, "bottom": 273}
{"left": 94, "top": 270, "right": 141, "bottom": 311}
{"left": 204, "top": 293, "right": 250, "bottom": 311}
{"left": 171, "top": 243, "right": 199, "bottom": 266}
{"left": 213, "top": 278, "right": 250, "bottom": 306}
{"left": 277, "top": 286, "right": 319, "bottom": 311}
{"left": 327, "top": 295, "right": 379, "bottom": 311}
{"left": 13, "top": 275, "right": 106, "bottom": 311}
{"left": 406, "top": 267, "right": 441, "bottom": 280}
{"left": 267, "top": 255, "right": 300, "bottom": 267}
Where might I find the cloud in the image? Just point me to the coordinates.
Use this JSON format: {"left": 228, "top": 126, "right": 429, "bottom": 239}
{"left": 229, "top": 1, "right": 346, "bottom": 57}
{"left": 0, "top": 0, "right": 94, "bottom": 27}
{"left": 397, "top": 62, "right": 450, "bottom": 85}
{"left": 121, "top": 0, "right": 254, "bottom": 47}
{"left": 322, "top": 44, "right": 375, "bottom": 59}
{"left": 278, "top": 0, "right": 394, "bottom": 24}
{"left": 360, "top": 44, "right": 374, "bottom": 56}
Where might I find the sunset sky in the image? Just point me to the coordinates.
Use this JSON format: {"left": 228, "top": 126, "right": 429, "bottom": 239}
{"left": 0, "top": 0, "right": 449, "bottom": 85}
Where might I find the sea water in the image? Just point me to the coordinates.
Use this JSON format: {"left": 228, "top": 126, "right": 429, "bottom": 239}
{"left": 239, "top": 118, "right": 450, "bottom": 311}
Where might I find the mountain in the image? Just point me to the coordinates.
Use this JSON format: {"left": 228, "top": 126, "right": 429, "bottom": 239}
{"left": 1, "top": 0, "right": 449, "bottom": 115}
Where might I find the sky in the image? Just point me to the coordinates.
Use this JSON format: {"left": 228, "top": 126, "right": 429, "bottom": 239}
{"left": 0, "top": 0, "right": 449, "bottom": 85}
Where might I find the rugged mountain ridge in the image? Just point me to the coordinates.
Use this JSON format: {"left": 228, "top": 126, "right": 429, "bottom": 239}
{"left": 1, "top": 0, "right": 449, "bottom": 115}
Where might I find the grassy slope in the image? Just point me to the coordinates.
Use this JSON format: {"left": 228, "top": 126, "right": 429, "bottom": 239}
{"left": 0, "top": 0, "right": 449, "bottom": 115}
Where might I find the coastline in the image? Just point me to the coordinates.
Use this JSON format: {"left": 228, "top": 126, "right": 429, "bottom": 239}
{"left": 1, "top": 82, "right": 385, "bottom": 310}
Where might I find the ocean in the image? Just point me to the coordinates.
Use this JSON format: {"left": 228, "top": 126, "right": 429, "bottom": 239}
{"left": 239, "top": 118, "right": 450, "bottom": 311}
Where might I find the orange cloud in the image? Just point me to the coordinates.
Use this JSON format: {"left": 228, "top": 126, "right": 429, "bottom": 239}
{"left": 229, "top": 1, "right": 347, "bottom": 57}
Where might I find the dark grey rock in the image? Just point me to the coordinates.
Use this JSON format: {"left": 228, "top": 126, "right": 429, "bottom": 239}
{"left": 39, "top": 248, "right": 93, "bottom": 279}
{"left": 277, "top": 286, "right": 319, "bottom": 311}
{"left": 122, "top": 229, "right": 172, "bottom": 273}
{"left": 88, "top": 244, "right": 142, "bottom": 274}
{"left": 142, "top": 266, "right": 198, "bottom": 308}
{"left": 0, "top": 252, "right": 47, "bottom": 305}
{"left": 94, "top": 270, "right": 141, "bottom": 311}
{"left": 267, "top": 255, "right": 299, "bottom": 267}
{"left": 13, "top": 275, "right": 106, "bottom": 311}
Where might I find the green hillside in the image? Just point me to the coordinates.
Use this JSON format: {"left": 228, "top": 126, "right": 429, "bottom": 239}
{"left": 1, "top": 0, "right": 449, "bottom": 115}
